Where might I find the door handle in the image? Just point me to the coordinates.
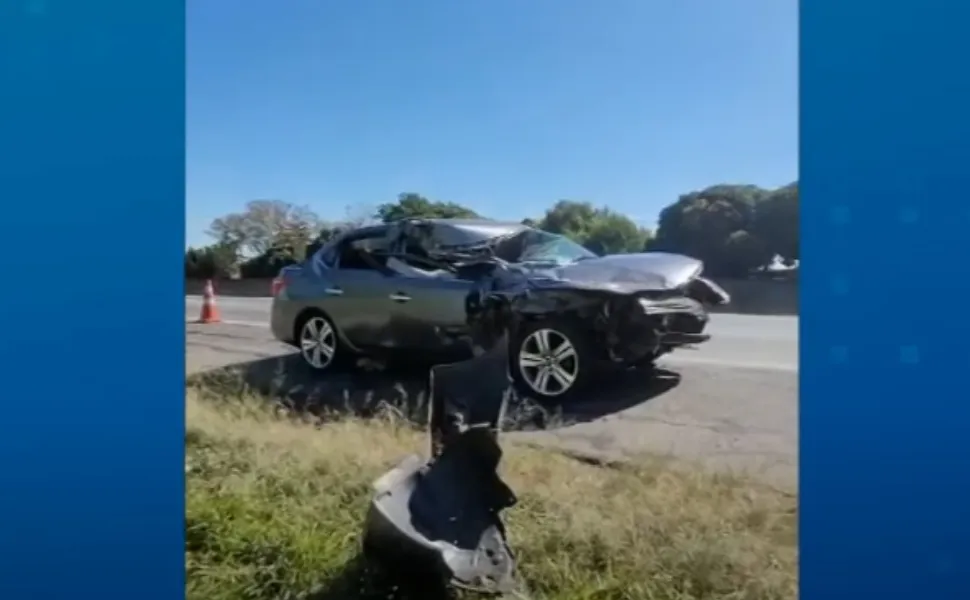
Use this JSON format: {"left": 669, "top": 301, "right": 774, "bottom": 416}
{"left": 324, "top": 287, "right": 343, "bottom": 296}
{"left": 389, "top": 292, "right": 412, "bottom": 303}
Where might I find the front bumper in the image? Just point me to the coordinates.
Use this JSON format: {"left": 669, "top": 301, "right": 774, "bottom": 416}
{"left": 639, "top": 296, "right": 708, "bottom": 327}
{"left": 659, "top": 331, "right": 711, "bottom": 345}
{"left": 636, "top": 296, "right": 711, "bottom": 347}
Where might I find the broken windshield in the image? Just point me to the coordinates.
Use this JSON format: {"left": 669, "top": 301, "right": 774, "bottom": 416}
{"left": 491, "top": 228, "right": 597, "bottom": 266}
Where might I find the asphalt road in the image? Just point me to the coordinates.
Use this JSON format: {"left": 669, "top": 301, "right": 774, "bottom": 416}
{"left": 185, "top": 295, "right": 798, "bottom": 489}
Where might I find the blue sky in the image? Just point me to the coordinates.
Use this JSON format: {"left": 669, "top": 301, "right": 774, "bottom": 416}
{"left": 187, "top": 0, "right": 797, "bottom": 248}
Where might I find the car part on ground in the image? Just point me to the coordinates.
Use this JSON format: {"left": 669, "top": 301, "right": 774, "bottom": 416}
{"left": 361, "top": 334, "right": 518, "bottom": 594}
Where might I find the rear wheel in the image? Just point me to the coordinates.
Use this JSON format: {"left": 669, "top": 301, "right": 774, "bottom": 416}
{"left": 510, "top": 319, "right": 594, "bottom": 402}
{"left": 296, "top": 312, "right": 347, "bottom": 372}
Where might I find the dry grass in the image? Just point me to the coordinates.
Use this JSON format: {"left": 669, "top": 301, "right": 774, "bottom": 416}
{"left": 186, "top": 387, "right": 797, "bottom": 600}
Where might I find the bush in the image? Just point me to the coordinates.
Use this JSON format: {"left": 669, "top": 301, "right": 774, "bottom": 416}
{"left": 238, "top": 246, "right": 302, "bottom": 278}
{"left": 185, "top": 243, "right": 237, "bottom": 279}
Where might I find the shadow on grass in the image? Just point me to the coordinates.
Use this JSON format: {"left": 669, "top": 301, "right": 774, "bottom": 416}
{"left": 188, "top": 351, "right": 682, "bottom": 433}
{"left": 305, "top": 554, "right": 456, "bottom": 600}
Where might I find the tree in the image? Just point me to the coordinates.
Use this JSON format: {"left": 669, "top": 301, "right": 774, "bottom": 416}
{"left": 375, "top": 193, "right": 480, "bottom": 222}
{"left": 536, "top": 200, "right": 600, "bottom": 242}
{"left": 238, "top": 244, "right": 301, "bottom": 278}
{"left": 536, "top": 200, "right": 648, "bottom": 254}
{"left": 207, "top": 199, "right": 323, "bottom": 256}
{"left": 184, "top": 241, "right": 239, "bottom": 279}
{"left": 305, "top": 224, "right": 345, "bottom": 257}
{"left": 199, "top": 181, "right": 798, "bottom": 278}
{"left": 754, "top": 182, "right": 799, "bottom": 264}
{"left": 648, "top": 184, "right": 775, "bottom": 276}
{"left": 584, "top": 210, "right": 652, "bottom": 255}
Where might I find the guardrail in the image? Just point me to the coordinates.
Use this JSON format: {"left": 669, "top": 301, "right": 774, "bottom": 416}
{"left": 186, "top": 277, "right": 798, "bottom": 316}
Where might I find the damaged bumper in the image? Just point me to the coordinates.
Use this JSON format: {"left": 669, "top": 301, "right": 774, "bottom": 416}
{"left": 637, "top": 296, "right": 712, "bottom": 344}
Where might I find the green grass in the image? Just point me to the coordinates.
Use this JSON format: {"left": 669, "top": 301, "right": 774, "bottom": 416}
{"left": 186, "top": 386, "right": 797, "bottom": 600}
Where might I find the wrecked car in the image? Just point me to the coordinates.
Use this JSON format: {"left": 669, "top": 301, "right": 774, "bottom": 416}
{"left": 270, "top": 217, "right": 730, "bottom": 401}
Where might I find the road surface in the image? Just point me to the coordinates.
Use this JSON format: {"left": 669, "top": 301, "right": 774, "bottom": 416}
{"left": 185, "top": 296, "right": 798, "bottom": 489}
{"left": 187, "top": 295, "right": 797, "bottom": 372}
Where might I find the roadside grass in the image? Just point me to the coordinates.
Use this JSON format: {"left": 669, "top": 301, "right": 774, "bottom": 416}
{"left": 186, "top": 384, "right": 797, "bottom": 600}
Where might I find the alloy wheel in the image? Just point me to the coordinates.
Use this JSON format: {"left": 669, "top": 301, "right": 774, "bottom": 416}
{"left": 517, "top": 328, "right": 579, "bottom": 397}
{"left": 300, "top": 316, "right": 336, "bottom": 370}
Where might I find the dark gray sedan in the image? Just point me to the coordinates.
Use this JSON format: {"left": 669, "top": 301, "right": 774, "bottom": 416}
{"left": 270, "top": 218, "right": 729, "bottom": 401}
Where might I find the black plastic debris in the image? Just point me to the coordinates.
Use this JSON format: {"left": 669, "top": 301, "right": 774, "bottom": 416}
{"left": 362, "top": 335, "right": 518, "bottom": 594}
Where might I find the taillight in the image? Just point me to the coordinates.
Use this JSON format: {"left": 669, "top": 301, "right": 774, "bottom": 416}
{"left": 271, "top": 276, "right": 286, "bottom": 296}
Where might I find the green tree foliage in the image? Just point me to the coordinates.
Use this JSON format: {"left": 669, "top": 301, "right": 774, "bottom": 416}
{"left": 185, "top": 242, "right": 239, "bottom": 279}
{"left": 584, "top": 209, "right": 652, "bottom": 255}
{"left": 649, "top": 183, "right": 798, "bottom": 277}
{"left": 238, "top": 244, "right": 302, "bottom": 278}
{"left": 207, "top": 199, "right": 323, "bottom": 256}
{"left": 753, "top": 182, "right": 799, "bottom": 264}
{"left": 536, "top": 200, "right": 599, "bottom": 240}
{"left": 375, "top": 193, "right": 481, "bottom": 222}
{"left": 305, "top": 225, "right": 344, "bottom": 257}
{"left": 237, "top": 223, "right": 351, "bottom": 278}
{"left": 536, "top": 200, "right": 650, "bottom": 254}
{"left": 194, "top": 182, "right": 798, "bottom": 280}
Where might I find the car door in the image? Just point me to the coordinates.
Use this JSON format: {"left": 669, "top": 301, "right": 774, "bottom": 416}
{"left": 319, "top": 268, "right": 397, "bottom": 351}
{"left": 383, "top": 268, "right": 475, "bottom": 356}
{"left": 311, "top": 229, "right": 399, "bottom": 351}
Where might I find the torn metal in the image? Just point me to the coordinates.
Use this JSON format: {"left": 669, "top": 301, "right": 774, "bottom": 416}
{"left": 362, "top": 335, "right": 518, "bottom": 594}
{"left": 382, "top": 217, "right": 730, "bottom": 369}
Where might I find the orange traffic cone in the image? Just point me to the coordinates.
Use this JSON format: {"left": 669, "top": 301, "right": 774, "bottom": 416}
{"left": 198, "top": 279, "right": 222, "bottom": 324}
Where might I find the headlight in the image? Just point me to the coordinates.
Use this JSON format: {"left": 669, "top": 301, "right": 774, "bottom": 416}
{"left": 638, "top": 297, "right": 668, "bottom": 315}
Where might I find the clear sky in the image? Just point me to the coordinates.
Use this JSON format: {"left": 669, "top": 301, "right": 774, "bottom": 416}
{"left": 187, "top": 0, "right": 798, "bottom": 248}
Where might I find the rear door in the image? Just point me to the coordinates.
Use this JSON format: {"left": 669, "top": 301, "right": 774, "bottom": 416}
{"left": 314, "top": 228, "right": 399, "bottom": 351}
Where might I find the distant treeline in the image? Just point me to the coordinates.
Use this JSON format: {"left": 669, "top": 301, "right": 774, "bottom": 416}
{"left": 186, "top": 182, "right": 798, "bottom": 279}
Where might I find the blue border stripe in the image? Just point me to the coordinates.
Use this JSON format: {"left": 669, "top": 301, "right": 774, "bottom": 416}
{"left": 803, "top": 0, "right": 970, "bottom": 598}
{"left": 0, "top": 0, "right": 185, "bottom": 597}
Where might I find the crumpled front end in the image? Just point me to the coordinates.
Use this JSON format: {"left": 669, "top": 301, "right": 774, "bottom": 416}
{"left": 474, "top": 265, "right": 727, "bottom": 365}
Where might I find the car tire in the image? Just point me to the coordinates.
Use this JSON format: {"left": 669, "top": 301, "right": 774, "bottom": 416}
{"left": 509, "top": 318, "right": 594, "bottom": 402}
{"left": 295, "top": 311, "right": 349, "bottom": 372}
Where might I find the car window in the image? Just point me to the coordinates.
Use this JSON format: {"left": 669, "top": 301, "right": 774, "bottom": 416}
{"left": 314, "top": 244, "right": 339, "bottom": 268}
{"left": 492, "top": 229, "right": 597, "bottom": 265}
{"left": 335, "top": 237, "right": 388, "bottom": 271}
{"left": 383, "top": 253, "right": 470, "bottom": 282}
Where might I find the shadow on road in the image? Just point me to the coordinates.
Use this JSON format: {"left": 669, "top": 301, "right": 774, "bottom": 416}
{"left": 189, "top": 350, "right": 682, "bottom": 433}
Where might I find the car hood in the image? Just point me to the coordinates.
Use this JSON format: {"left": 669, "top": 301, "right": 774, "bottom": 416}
{"left": 524, "top": 252, "right": 704, "bottom": 293}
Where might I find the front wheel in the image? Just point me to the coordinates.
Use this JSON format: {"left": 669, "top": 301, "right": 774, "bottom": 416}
{"left": 510, "top": 319, "right": 595, "bottom": 402}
